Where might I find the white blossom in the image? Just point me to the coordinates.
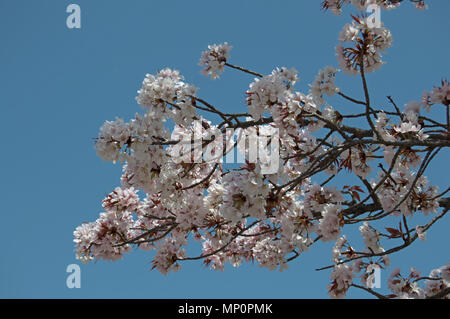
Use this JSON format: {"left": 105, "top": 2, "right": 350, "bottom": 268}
{"left": 199, "top": 42, "right": 232, "bottom": 80}
{"left": 319, "top": 204, "right": 342, "bottom": 242}
{"left": 310, "top": 66, "right": 340, "bottom": 106}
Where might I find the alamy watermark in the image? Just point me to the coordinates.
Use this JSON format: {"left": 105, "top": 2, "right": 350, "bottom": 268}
{"left": 366, "top": 264, "right": 381, "bottom": 289}
{"left": 66, "top": 264, "right": 81, "bottom": 288}
{"left": 366, "top": 3, "right": 382, "bottom": 28}
{"left": 169, "top": 122, "right": 280, "bottom": 174}
{"left": 66, "top": 4, "right": 81, "bottom": 29}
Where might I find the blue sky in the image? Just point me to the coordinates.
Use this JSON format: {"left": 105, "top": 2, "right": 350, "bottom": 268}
{"left": 0, "top": 0, "right": 449, "bottom": 298}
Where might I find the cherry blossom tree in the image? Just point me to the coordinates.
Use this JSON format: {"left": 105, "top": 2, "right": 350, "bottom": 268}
{"left": 74, "top": 0, "right": 449, "bottom": 299}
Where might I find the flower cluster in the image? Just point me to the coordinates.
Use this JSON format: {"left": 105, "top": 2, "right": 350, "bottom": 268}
{"left": 152, "top": 238, "right": 186, "bottom": 275}
{"left": 336, "top": 16, "right": 392, "bottom": 75}
{"left": 375, "top": 110, "right": 429, "bottom": 142}
{"left": 374, "top": 167, "right": 439, "bottom": 216}
{"left": 95, "top": 118, "right": 131, "bottom": 163}
{"left": 340, "top": 144, "right": 375, "bottom": 178}
{"left": 427, "top": 80, "right": 450, "bottom": 106}
{"left": 332, "top": 235, "right": 355, "bottom": 262}
{"left": 271, "top": 91, "right": 321, "bottom": 141}
{"left": 199, "top": 42, "right": 232, "bottom": 80}
{"left": 102, "top": 187, "right": 140, "bottom": 213}
{"left": 310, "top": 66, "right": 340, "bottom": 106}
{"left": 322, "top": 0, "right": 426, "bottom": 15}
{"left": 220, "top": 170, "right": 270, "bottom": 222}
{"left": 246, "top": 67, "right": 298, "bottom": 120}
{"left": 359, "top": 221, "right": 384, "bottom": 254}
{"left": 327, "top": 264, "right": 355, "bottom": 298}
{"left": 137, "top": 68, "right": 198, "bottom": 126}
{"left": 74, "top": 209, "right": 135, "bottom": 263}
{"left": 388, "top": 265, "right": 450, "bottom": 298}
{"left": 403, "top": 80, "right": 450, "bottom": 115}
{"left": 318, "top": 204, "right": 343, "bottom": 241}
{"left": 303, "top": 183, "right": 344, "bottom": 216}
{"left": 419, "top": 80, "right": 450, "bottom": 112}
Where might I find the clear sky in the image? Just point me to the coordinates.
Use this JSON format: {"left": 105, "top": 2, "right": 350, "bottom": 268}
{"left": 1, "top": 0, "right": 449, "bottom": 298}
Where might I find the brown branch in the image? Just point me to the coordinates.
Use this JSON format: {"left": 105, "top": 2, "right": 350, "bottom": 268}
{"left": 338, "top": 91, "right": 366, "bottom": 105}
{"left": 351, "top": 284, "right": 388, "bottom": 299}
{"left": 113, "top": 222, "right": 178, "bottom": 247}
{"left": 360, "top": 58, "right": 378, "bottom": 136}
{"left": 387, "top": 96, "right": 404, "bottom": 121}
{"left": 176, "top": 221, "right": 260, "bottom": 261}
{"left": 224, "top": 62, "right": 263, "bottom": 78}
{"left": 316, "top": 205, "right": 448, "bottom": 271}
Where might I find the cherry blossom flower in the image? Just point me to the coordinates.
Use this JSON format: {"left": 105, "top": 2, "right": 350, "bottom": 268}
{"left": 199, "top": 42, "right": 232, "bottom": 80}
{"left": 74, "top": 210, "right": 135, "bottom": 263}
{"left": 246, "top": 67, "right": 298, "bottom": 120}
{"left": 388, "top": 265, "right": 449, "bottom": 299}
{"left": 95, "top": 118, "right": 131, "bottom": 163}
{"left": 318, "top": 204, "right": 343, "bottom": 242}
{"left": 340, "top": 145, "right": 375, "bottom": 178}
{"left": 152, "top": 237, "right": 186, "bottom": 274}
{"left": 415, "top": 1, "right": 428, "bottom": 10}
{"left": 404, "top": 101, "right": 421, "bottom": 113}
{"left": 415, "top": 226, "right": 426, "bottom": 241}
{"left": 429, "top": 80, "right": 450, "bottom": 106}
{"left": 328, "top": 264, "right": 354, "bottom": 298}
{"left": 220, "top": 170, "right": 270, "bottom": 222}
{"left": 310, "top": 66, "right": 340, "bottom": 106}
{"left": 336, "top": 17, "right": 392, "bottom": 75}
{"left": 102, "top": 187, "right": 140, "bottom": 213}
{"left": 374, "top": 166, "right": 439, "bottom": 216}
{"left": 136, "top": 68, "right": 198, "bottom": 126}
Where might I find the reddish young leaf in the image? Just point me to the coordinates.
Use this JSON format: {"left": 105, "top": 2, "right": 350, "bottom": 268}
{"left": 386, "top": 227, "right": 402, "bottom": 238}
{"left": 353, "top": 185, "right": 364, "bottom": 193}
{"left": 351, "top": 191, "right": 361, "bottom": 201}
